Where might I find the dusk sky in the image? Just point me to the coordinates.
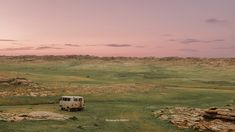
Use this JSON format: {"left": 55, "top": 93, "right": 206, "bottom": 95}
{"left": 0, "top": 0, "right": 235, "bottom": 57}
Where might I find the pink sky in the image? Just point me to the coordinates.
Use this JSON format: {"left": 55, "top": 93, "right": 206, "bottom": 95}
{"left": 0, "top": 0, "right": 235, "bottom": 57}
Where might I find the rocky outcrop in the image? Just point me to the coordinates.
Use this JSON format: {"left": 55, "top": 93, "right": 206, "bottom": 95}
{"left": 0, "top": 77, "right": 35, "bottom": 86}
{"left": 153, "top": 107, "right": 235, "bottom": 132}
{"left": 0, "top": 77, "right": 55, "bottom": 96}
{"left": 204, "top": 108, "right": 235, "bottom": 121}
{"left": 0, "top": 111, "right": 72, "bottom": 122}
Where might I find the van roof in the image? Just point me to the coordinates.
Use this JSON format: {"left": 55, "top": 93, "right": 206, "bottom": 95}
{"left": 61, "top": 96, "right": 83, "bottom": 98}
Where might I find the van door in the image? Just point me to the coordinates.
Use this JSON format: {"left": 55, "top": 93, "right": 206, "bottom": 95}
{"left": 79, "top": 98, "right": 83, "bottom": 107}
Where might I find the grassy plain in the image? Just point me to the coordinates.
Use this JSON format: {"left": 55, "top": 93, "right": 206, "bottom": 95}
{"left": 0, "top": 56, "right": 234, "bottom": 132}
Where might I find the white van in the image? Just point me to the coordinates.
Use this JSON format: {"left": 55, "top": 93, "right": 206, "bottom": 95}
{"left": 59, "top": 96, "right": 85, "bottom": 111}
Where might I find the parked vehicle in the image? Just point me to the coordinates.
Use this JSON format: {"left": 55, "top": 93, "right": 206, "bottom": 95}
{"left": 59, "top": 96, "right": 85, "bottom": 111}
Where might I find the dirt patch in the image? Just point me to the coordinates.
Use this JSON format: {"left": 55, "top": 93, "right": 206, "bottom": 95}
{"left": 153, "top": 107, "right": 235, "bottom": 132}
{"left": 0, "top": 111, "right": 71, "bottom": 122}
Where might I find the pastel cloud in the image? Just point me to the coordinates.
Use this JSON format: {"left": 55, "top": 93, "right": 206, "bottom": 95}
{"left": 179, "top": 49, "right": 199, "bottom": 52}
{"left": 170, "top": 38, "right": 225, "bottom": 44}
{"left": 181, "top": 39, "right": 201, "bottom": 44}
{"left": 36, "top": 46, "right": 63, "bottom": 50}
{"left": 64, "top": 44, "right": 80, "bottom": 47}
{"left": 213, "top": 46, "right": 235, "bottom": 50}
{"left": 85, "top": 44, "right": 144, "bottom": 48}
{"left": 0, "top": 46, "right": 64, "bottom": 51}
{"left": 205, "top": 18, "right": 227, "bottom": 24}
{"left": 0, "top": 47, "right": 33, "bottom": 51}
{"left": 105, "top": 44, "right": 132, "bottom": 47}
{"left": 0, "top": 39, "right": 16, "bottom": 42}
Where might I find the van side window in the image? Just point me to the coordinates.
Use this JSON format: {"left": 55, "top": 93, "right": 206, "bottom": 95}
{"left": 63, "top": 98, "right": 70, "bottom": 101}
{"left": 79, "top": 98, "right": 82, "bottom": 101}
{"left": 74, "top": 98, "right": 78, "bottom": 101}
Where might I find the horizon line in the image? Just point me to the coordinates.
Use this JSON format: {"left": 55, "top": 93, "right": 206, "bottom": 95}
{"left": 0, "top": 54, "right": 234, "bottom": 59}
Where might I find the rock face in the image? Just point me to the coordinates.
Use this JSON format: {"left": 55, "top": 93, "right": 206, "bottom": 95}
{"left": 0, "top": 111, "right": 71, "bottom": 122}
{"left": 153, "top": 107, "right": 235, "bottom": 132}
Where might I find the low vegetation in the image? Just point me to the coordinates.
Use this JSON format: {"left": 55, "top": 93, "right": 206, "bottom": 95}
{"left": 0, "top": 56, "right": 234, "bottom": 132}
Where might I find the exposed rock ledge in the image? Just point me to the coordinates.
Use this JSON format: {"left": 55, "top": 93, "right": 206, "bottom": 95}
{"left": 153, "top": 107, "right": 235, "bottom": 132}
{"left": 0, "top": 111, "right": 72, "bottom": 122}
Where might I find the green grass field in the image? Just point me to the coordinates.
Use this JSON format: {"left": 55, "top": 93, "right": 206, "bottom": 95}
{"left": 0, "top": 56, "right": 234, "bottom": 132}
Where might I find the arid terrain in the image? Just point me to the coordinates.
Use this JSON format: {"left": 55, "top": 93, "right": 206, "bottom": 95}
{"left": 0, "top": 56, "right": 234, "bottom": 132}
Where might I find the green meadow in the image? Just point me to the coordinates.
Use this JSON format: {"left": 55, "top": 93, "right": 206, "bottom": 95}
{"left": 0, "top": 56, "right": 234, "bottom": 132}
